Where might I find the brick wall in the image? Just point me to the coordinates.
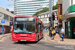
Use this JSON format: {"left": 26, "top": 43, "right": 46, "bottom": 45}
{"left": 58, "top": 4, "right": 62, "bottom": 28}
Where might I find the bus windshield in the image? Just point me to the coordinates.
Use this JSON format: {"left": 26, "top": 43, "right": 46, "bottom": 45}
{"left": 13, "top": 17, "right": 35, "bottom": 33}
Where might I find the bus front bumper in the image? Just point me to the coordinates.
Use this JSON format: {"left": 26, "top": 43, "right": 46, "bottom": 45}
{"left": 12, "top": 37, "right": 36, "bottom": 41}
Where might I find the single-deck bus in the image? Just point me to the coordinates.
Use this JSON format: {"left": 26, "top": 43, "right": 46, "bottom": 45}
{"left": 12, "top": 16, "right": 44, "bottom": 42}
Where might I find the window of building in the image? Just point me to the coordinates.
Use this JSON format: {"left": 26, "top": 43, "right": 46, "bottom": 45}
{"left": 41, "top": 15, "right": 44, "bottom": 18}
{"left": 10, "top": 17, "right": 13, "bottom": 21}
{"left": 4, "top": 14, "right": 9, "bottom": 20}
{"left": 55, "top": 12, "right": 58, "bottom": 15}
{"left": 38, "top": 16, "right": 40, "bottom": 18}
{"left": 54, "top": 12, "right": 56, "bottom": 15}
{"left": 45, "top": 14, "right": 48, "bottom": 17}
{"left": 43, "top": 21, "right": 47, "bottom": 23}
{"left": 71, "top": 0, "right": 73, "bottom": 5}
{"left": 47, "top": 18, "right": 49, "bottom": 21}
{"left": 0, "top": 13, "right": 4, "bottom": 19}
{"left": 47, "top": 21, "right": 49, "bottom": 23}
{"left": 48, "top": 14, "right": 49, "bottom": 17}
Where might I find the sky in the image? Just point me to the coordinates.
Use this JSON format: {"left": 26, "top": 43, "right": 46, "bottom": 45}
{"left": 0, "top": 0, "right": 57, "bottom": 11}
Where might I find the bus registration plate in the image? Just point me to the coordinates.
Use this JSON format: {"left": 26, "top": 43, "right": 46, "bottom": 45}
{"left": 21, "top": 40, "right": 26, "bottom": 41}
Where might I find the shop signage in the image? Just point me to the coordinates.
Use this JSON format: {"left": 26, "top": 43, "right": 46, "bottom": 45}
{"left": 59, "top": 15, "right": 63, "bottom": 19}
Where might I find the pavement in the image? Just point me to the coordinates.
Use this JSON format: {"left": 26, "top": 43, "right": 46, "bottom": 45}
{"left": 0, "top": 33, "right": 11, "bottom": 42}
{"left": 44, "top": 30, "right": 75, "bottom": 45}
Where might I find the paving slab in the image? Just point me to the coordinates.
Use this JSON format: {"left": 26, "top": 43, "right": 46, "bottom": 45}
{"left": 47, "top": 34, "right": 75, "bottom": 45}
{"left": 0, "top": 33, "right": 11, "bottom": 42}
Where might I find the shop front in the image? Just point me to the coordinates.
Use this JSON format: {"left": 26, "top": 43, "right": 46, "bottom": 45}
{"left": 62, "top": 5, "right": 75, "bottom": 38}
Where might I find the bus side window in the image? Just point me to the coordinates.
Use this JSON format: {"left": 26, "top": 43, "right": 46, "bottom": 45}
{"left": 40, "top": 24, "right": 42, "bottom": 31}
{"left": 39, "top": 23, "right": 41, "bottom": 32}
{"left": 41, "top": 24, "right": 43, "bottom": 31}
{"left": 41, "top": 24, "right": 44, "bottom": 31}
{"left": 36, "top": 22, "right": 41, "bottom": 33}
{"left": 36, "top": 22, "right": 39, "bottom": 33}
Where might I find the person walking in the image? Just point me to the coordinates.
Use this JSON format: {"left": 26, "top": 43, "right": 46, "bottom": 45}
{"left": 55, "top": 26, "right": 58, "bottom": 34}
{"left": 11, "top": 26, "right": 12, "bottom": 35}
{"left": 60, "top": 27, "right": 64, "bottom": 41}
{"left": 50, "top": 27, "right": 55, "bottom": 40}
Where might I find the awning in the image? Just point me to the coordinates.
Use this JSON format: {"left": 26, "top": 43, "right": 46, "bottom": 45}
{"left": 62, "top": 12, "right": 75, "bottom": 20}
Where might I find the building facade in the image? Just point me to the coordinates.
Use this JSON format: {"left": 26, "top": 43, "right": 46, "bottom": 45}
{"left": 62, "top": 0, "right": 75, "bottom": 15}
{"left": 14, "top": 0, "right": 49, "bottom": 16}
{"left": 37, "top": 9, "right": 58, "bottom": 27}
{"left": 0, "top": 7, "right": 15, "bottom": 34}
{"left": 61, "top": 0, "right": 75, "bottom": 38}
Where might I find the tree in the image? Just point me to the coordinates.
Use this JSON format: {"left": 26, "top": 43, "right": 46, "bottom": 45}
{"left": 52, "top": 2, "right": 58, "bottom": 10}
{"left": 33, "top": 7, "right": 49, "bottom": 16}
{"left": 33, "top": 2, "right": 58, "bottom": 16}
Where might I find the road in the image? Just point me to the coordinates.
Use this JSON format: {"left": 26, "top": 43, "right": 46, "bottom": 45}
{"left": 0, "top": 30, "right": 74, "bottom": 50}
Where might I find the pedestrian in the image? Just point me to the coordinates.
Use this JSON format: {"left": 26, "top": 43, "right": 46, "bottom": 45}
{"left": 50, "top": 27, "right": 55, "bottom": 40}
{"left": 46, "top": 27, "right": 47, "bottom": 31}
{"left": 50, "top": 27, "right": 52, "bottom": 37}
{"left": 11, "top": 26, "right": 12, "bottom": 35}
{"left": 55, "top": 26, "right": 58, "bottom": 34}
{"left": 60, "top": 27, "right": 64, "bottom": 41}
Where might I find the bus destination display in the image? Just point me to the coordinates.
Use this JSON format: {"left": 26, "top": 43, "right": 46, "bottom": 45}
{"left": 16, "top": 18, "right": 34, "bottom": 21}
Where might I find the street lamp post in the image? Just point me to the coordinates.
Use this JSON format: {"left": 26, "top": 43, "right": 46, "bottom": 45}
{"left": 49, "top": 0, "right": 54, "bottom": 27}
{"left": 49, "top": 0, "right": 54, "bottom": 36}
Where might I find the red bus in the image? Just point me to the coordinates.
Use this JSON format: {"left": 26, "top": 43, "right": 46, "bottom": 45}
{"left": 12, "top": 16, "right": 44, "bottom": 42}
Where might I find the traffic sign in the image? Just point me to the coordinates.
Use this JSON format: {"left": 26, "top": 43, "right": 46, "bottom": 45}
{"left": 1, "top": 20, "right": 5, "bottom": 35}
{"left": 55, "top": 16, "right": 57, "bottom": 18}
{"left": 1, "top": 20, "right": 5, "bottom": 24}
